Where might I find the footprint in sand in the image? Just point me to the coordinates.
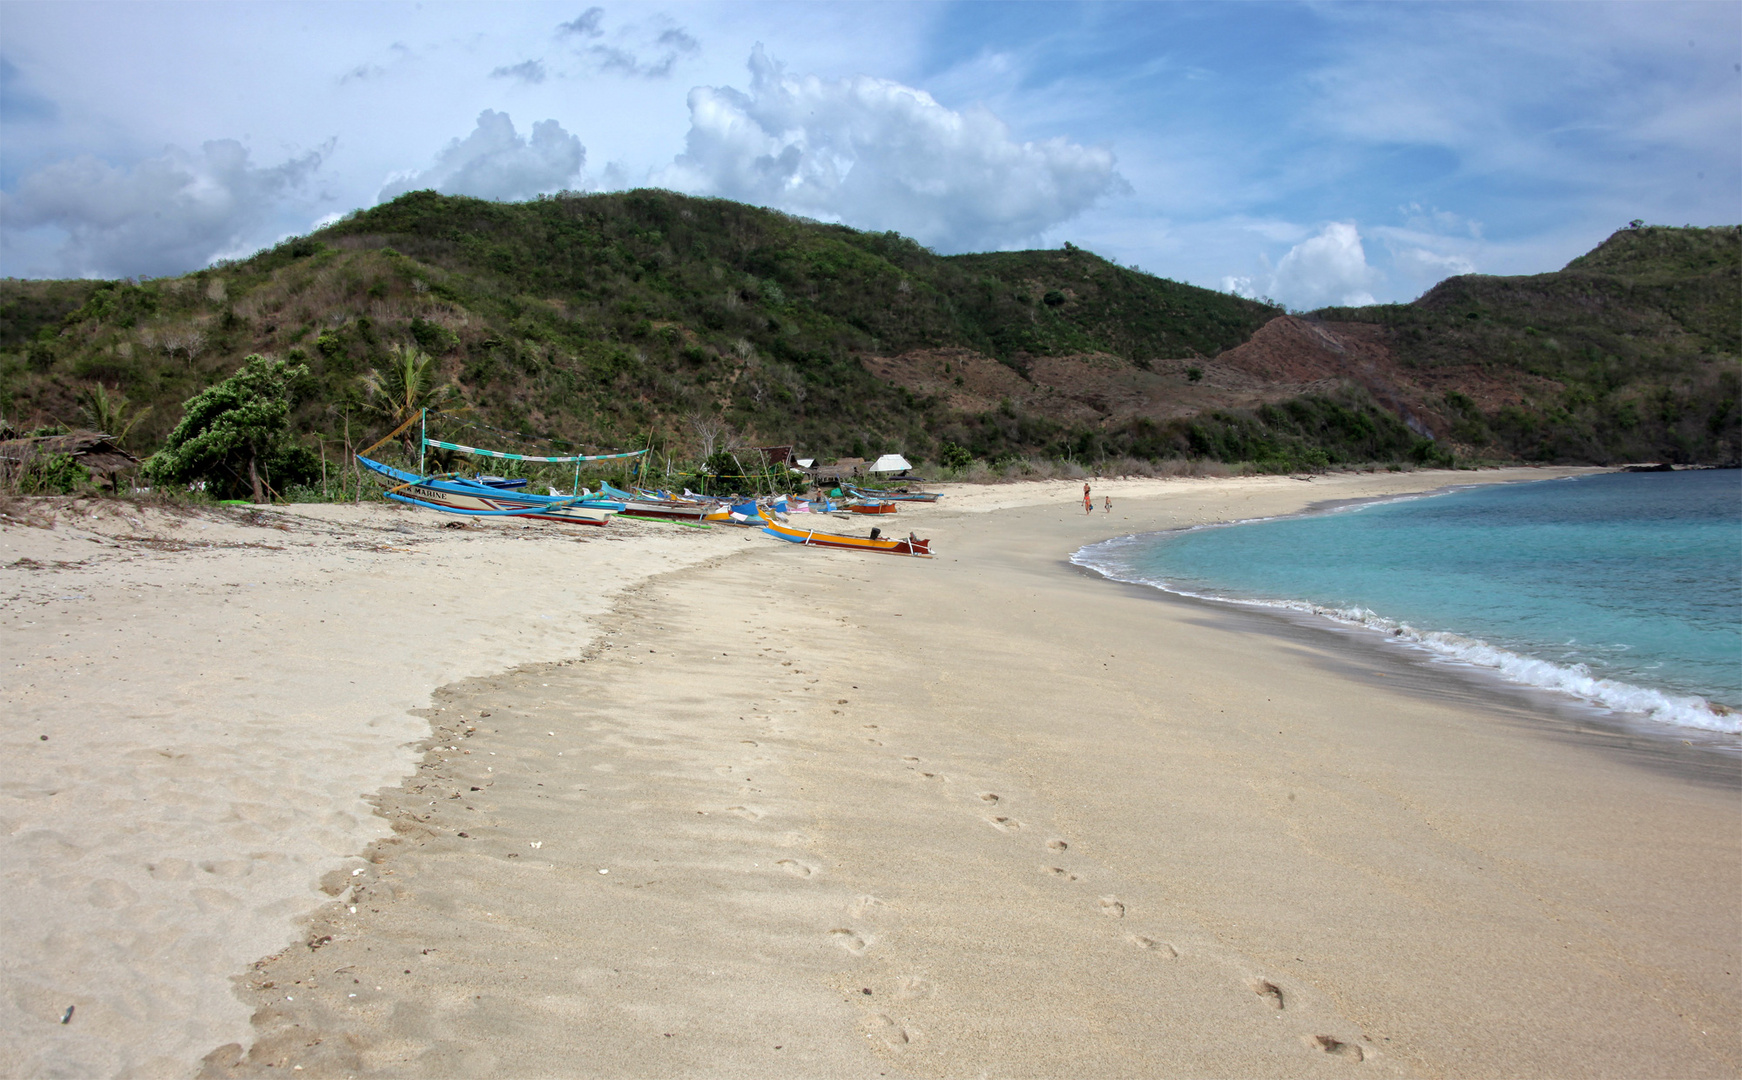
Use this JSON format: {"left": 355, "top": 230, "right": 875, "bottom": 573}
{"left": 851, "top": 895, "right": 886, "bottom": 918}
{"left": 978, "top": 793, "right": 1000, "bottom": 804}
{"left": 1307, "top": 1035, "right": 1365, "bottom": 1062}
{"left": 1045, "top": 866, "right": 1081, "bottom": 882}
{"left": 864, "top": 1014, "right": 911, "bottom": 1049}
{"left": 776, "top": 859, "right": 815, "bottom": 878}
{"left": 1127, "top": 935, "right": 1179, "bottom": 956}
{"left": 1047, "top": 839, "right": 1068, "bottom": 852}
{"left": 1100, "top": 896, "right": 1126, "bottom": 918}
{"left": 830, "top": 928, "right": 871, "bottom": 955}
{"left": 727, "top": 805, "right": 763, "bottom": 821}
{"left": 986, "top": 816, "right": 1022, "bottom": 831}
{"left": 893, "top": 975, "right": 934, "bottom": 1001}
{"left": 1252, "top": 979, "right": 1286, "bottom": 1010}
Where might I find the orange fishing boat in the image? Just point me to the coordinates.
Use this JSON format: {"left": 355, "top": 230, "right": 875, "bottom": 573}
{"left": 759, "top": 511, "right": 931, "bottom": 556}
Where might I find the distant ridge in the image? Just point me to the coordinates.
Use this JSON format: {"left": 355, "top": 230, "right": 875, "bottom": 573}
{"left": 2, "top": 195, "right": 1736, "bottom": 469}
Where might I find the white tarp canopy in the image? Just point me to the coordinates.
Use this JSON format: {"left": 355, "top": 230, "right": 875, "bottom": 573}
{"left": 869, "top": 454, "right": 912, "bottom": 473}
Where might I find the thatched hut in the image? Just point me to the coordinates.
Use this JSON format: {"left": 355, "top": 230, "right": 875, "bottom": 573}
{"left": 0, "top": 430, "right": 141, "bottom": 489}
{"left": 803, "top": 457, "right": 867, "bottom": 483}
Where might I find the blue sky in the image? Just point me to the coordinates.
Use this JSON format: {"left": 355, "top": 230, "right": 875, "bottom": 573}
{"left": 1, "top": 1, "right": 1736, "bottom": 307}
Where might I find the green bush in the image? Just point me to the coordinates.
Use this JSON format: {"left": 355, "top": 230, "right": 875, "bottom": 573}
{"left": 410, "top": 317, "right": 460, "bottom": 354}
{"left": 16, "top": 453, "right": 91, "bottom": 494}
{"left": 143, "top": 354, "right": 319, "bottom": 500}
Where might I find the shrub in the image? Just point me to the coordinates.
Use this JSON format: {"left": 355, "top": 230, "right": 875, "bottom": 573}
{"left": 15, "top": 453, "right": 91, "bottom": 495}
{"left": 409, "top": 317, "right": 461, "bottom": 355}
{"left": 143, "top": 354, "right": 318, "bottom": 501}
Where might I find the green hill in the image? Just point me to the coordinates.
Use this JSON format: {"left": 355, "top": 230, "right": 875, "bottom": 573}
{"left": 0, "top": 189, "right": 1280, "bottom": 466}
{"left": 1313, "top": 225, "right": 1740, "bottom": 463}
{"left": 1, "top": 195, "right": 1736, "bottom": 477}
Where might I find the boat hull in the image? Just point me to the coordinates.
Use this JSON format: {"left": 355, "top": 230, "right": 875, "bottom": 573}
{"left": 359, "top": 456, "right": 617, "bottom": 525}
{"left": 849, "top": 487, "right": 941, "bottom": 502}
{"left": 759, "top": 513, "right": 931, "bottom": 557}
{"left": 597, "top": 484, "right": 715, "bottom": 521}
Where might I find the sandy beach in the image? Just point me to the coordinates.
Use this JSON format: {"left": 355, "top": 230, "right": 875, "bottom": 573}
{"left": 4, "top": 468, "right": 1738, "bottom": 1079}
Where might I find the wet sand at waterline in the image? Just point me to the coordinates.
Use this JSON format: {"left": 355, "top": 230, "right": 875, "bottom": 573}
{"left": 4, "top": 468, "right": 1737, "bottom": 1078}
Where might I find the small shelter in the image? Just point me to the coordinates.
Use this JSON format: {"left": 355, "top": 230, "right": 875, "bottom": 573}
{"left": 869, "top": 453, "right": 912, "bottom": 475}
{"left": 805, "top": 457, "right": 867, "bottom": 483}
{"left": 0, "top": 430, "right": 140, "bottom": 489}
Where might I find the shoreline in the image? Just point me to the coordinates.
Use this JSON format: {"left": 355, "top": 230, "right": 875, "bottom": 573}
{"left": 1067, "top": 475, "right": 1742, "bottom": 753}
{"left": 1078, "top": 568, "right": 1742, "bottom": 786}
{"left": 7, "top": 466, "right": 1738, "bottom": 1078}
{"left": 203, "top": 466, "right": 1734, "bottom": 1079}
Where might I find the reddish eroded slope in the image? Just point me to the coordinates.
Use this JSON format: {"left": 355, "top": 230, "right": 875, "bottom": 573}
{"left": 1216, "top": 316, "right": 1559, "bottom": 424}
{"left": 862, "top": 315, "right": 1566, "bottom": 441}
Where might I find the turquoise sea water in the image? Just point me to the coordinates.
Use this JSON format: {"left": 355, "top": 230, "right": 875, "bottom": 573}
{"left": 1072, "top": 470, "right": 1742, "bottom": 735}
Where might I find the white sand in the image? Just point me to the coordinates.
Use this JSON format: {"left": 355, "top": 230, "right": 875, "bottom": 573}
{"left": 0, "top": 501, "right": 742, "bottom": 1077}
{"left": 10, "top": 466, "right": 1737, "bottom": 1080}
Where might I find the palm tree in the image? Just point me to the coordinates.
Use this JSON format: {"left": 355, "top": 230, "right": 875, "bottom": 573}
{"left": 360, "top": 343, "right": 463, "bottom": 463}
{"left": 77, "top": 383, "right": 149, "bottom": 447}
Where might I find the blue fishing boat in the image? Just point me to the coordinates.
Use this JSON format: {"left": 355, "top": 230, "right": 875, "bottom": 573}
{"left": 358, "top": 456, "right": 624, "bottom": 525}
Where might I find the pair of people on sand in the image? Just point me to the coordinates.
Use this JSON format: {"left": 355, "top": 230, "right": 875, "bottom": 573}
{"left": 1084, "top": 484, "right": 1110, "bottom": 514}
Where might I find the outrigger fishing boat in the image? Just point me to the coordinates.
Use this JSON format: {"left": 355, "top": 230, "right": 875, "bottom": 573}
{"left": 358, "top": 456, "right": 625, "bottom": 525}
{"left": 759, "top": 510, "right": 932, "bottom": 557}
{"left": 354, "top": 414, "right": 645, "bottom": 525}
{"left": 594, "top": 482, "right": 715, "bottom": 522}
{"left": 847, "top": 500, "right": 899, "bottom": 515}
{"left": 847, "top": 485, "right": 942, "bottom": 503}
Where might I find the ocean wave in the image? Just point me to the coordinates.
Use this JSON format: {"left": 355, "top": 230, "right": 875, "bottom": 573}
{"left": 1071, "top": 543, "right": 1741, "bottom": 736}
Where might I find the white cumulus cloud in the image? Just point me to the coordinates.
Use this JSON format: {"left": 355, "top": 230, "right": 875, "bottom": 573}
{"left": 0, "top": 139, "right": 326, "bottom": 278}
{"left": 655, "top": 46, "right": 1124, "bottom": 252}
{"left": 1225, "top": 222, "right": 1379, "bottom": 309}
{"left": 1272, "top": 222, "right": 1377, "bottom": 307}
{"left": 379, "top": 110, "right": 584, "bottom": 203}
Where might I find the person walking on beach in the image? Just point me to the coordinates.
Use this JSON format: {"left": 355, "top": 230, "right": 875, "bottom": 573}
{"left": 1083, "top": 482, "right": 1092, "bottom": 514}
{"left": 1104, "top": 495, "right": 1111, "bottom": 514}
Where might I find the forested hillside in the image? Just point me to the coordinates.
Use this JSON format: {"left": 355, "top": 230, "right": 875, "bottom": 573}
{"left": 1313, "top": 225, "right": 1740, "bottom": 464}
{"left": 1, "top": 192, "right": 1735, "bottom": 477}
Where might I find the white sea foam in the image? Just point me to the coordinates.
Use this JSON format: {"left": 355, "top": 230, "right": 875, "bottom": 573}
{"left": 1072, "top": 541, "right": 1741, "bottom": 736}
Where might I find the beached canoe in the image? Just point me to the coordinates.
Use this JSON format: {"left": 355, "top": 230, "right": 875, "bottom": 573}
{"left": 848, "top": 485, "right": 942, "bottom": 502}
{"left": 595, "top": 482, "right": 715, "bottom": 522}
{"left": 848, "top": 501, "right": 899, "bottom": 515}
{"left": 759, "top": 511, "right": 932, "bottom": 556}
{"left": 359, "top": 456, "right": 620, "bottom": 526}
